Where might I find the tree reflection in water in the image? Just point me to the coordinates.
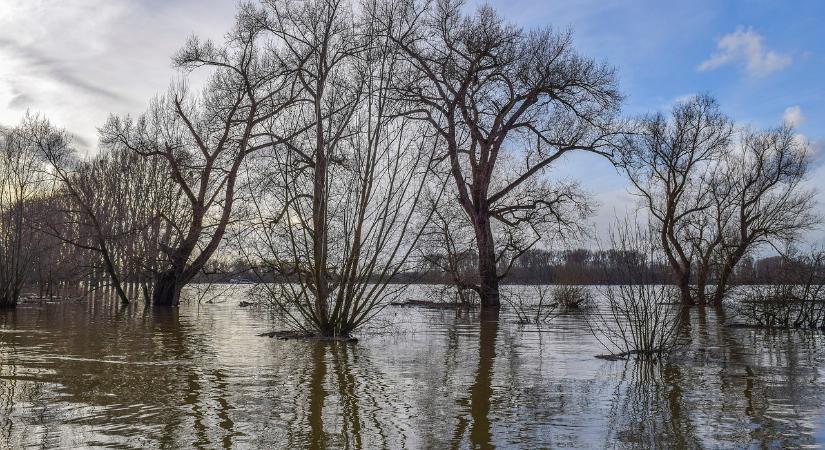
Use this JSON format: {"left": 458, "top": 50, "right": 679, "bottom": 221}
{"left": 603, "top": 361, "right": 701, "bottom": 448}
{"left": 603, "top": 308, "right": 825, "bottom": 449}
{"left": 1, "top": 292, "right": 825, "bottom": 448}
{"left": 450, "top": 309, "right": 498, "bottom": 450}
{"left": 297, "top": 340, "right": 396, "bottom": 450}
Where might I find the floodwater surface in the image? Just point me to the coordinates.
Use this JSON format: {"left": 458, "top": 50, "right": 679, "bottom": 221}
{"left": 1, "top": 285, "right": 825, "bottom": 449}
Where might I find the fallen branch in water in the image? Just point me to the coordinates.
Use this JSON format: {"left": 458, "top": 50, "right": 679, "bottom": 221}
{"left": 594, "top": 349, "right": 669, "bottom": 361}
{"left": 257, "top": 331, "right": 358, "bottom": 342}
{"left": 388, "top": 299, "right": 476, "bottom": 310}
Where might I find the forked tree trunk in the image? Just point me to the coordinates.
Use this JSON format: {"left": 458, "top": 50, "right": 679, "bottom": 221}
{"left": 695, "top": 260, "right": 712, "bottom": 306}
{"left": 712, "top": 265, "right": 734, "bottom": 306}
{"left": 712, "top": 245, "right": 747, "bottom": 306}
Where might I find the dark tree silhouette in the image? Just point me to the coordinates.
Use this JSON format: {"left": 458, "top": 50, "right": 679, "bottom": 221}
{"left": 393, "top": 0, "right": 621, "bottom": 309}
{"left": 619, "top": 95, "right": 817, "bottom": 305}
{"left": 100, "top": 8, "right": 298, "bottom": 306}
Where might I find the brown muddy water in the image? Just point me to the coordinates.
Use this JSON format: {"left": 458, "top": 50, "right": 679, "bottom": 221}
{"left": 1, "top": 285, "right": 825, "bottom": 449}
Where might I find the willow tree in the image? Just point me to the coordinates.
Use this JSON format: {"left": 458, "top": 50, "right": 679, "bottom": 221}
{"left": 241, "top": 0, "right": 440, "bottom": 337}
{"left": 100, "top": 5, "right": 297, "bottom": 306}
{"left": 393, "top": 0, "right": 621, "bottom": 309}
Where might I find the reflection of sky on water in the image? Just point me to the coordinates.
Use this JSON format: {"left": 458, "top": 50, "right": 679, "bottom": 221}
{"left": 1, "top": 284, "right": 824, "bottom": 448}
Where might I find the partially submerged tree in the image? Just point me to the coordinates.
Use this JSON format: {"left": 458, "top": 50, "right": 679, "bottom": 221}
{"left": 619, "top": 95, "right": 733, "bottom": 305}
{"left": 242, "top": 0, "right": 440, "bottom": 337}
{"left": 100, "top": 8, "right": 296, "bottom": 306}
{"left": 708, "top": 127, "right": 817, "bottom": 304}
{"left": 393, "top": 0, "right": 621, "bottom": 309}
{"left": 38, "top": 129, "right": 184, "bottom": 304}
{"left": 620, "top": 95, "right": 817, "bottom": 306}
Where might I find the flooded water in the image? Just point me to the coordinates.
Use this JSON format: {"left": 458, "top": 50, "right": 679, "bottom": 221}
{"left": 1, "top": 285, "right": 825, "bottom": 449}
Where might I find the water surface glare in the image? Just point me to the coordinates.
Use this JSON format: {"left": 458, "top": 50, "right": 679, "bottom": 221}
{"left": 1, "top": 285, "right": 825, "bottom": 449}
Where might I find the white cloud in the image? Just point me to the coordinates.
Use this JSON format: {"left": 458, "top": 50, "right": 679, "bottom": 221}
{"left": 783, "top": 105, "right": 805, "bottom": 127}
{"left": 0, "top": 0, "right": 236, "bottom": 152}
{"left": 698, "top": 27, "right": 791, "bottom": 76}
{"left": 668, "top": 93, "right": 697, "bottom": 107}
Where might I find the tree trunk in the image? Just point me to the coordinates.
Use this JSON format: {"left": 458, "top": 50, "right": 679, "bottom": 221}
{"left": 712, "top": 268, "right": 733, "bottom": 306}
{"left": 661, "top": 230, "right": 693, "bottom": 306}
{"left": 474, "top": 212, "right": 500, "bottom": 309}
{"left": 312, "top": 100, "right": 331, "bottom": 334}
{"left": 712, "top": 246, "right": 746, "bottom": 306}
{"left": 677, "top": 272, "right": 693, "bottom": 306}
{"left": 152, "top": 270, "right": 182, "bottom": 307}
{"left": 99, "top": 244, "right": 130, "bottom": 304}
{"left": 695, "top": 268, "right": 708, "bottom": 306}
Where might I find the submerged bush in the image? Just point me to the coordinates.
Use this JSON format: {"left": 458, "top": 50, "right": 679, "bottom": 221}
{"left": 504, "top": 286, "right": 557, "bottom": 324}
{"left": 732, "top": 250, "right": 825, "bottom": 329}
{"left": 552, "top": 285, "right": 594, "bottom": 311}
{"left": 505, "top": 285, "right": 595, "bottom": 325}
{"left": 592, "top": 284, "right": 684, "bottom": 359}
{"left": 424, "top": 284, "right": 480, "bottom": 307}
{"left": 733, "top": 285, "right": 825, "bottom": 329}
{"left": 589, "top": 220, "right": 685, "bottom": 359}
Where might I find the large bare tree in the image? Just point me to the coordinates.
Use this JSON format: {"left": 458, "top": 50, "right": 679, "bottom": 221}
{"left": 392, "top": 0, "right": 621, "bottom": 309}
{"left": 619, "top": 95, "right": 732, "bottom": 305}
{"left": 707, "top": 126, "right": 817, "bottom": 304}
{"left": 100, "top": 7, "right": 297, "bottom": 306}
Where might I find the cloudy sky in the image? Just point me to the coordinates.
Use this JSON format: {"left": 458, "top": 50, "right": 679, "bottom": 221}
{"left": 1, "top": 0, "right": 823, "bottom": 241}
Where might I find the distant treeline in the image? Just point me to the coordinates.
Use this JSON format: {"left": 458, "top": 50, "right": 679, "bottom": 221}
{"left": 404, "top": 251, "right": 817, "bottom": 286}
{"left": 193, "top": 249, "right": 811, "bottom": 287}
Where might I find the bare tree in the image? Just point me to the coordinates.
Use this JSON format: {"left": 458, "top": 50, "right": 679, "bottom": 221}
{"left": 392, "top": 0, "right": 621, "bottom": 309}
{"left": 240, "top": 0, "right": 440, "bottom": 337}
{"left": 37, "top": 127, "right": 184, "bottom": 305}
{"left": 618, "top": 95, "right": 733, "bottom": 305}
{"left": 620, "top": 95, "right": 817, "bottom": 305}
{"left": 100, "top": 7, "right": 297, "bottom": 306}
{"left": 708, "top": 126, "right": 817, "bottom": 304}
{"left": 24, "top": 195, "right": 81, "bottom": 300}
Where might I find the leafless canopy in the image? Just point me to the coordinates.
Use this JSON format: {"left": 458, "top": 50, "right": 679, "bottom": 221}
{"left": 99, "top": 8, "right": 298, "bottom": 306}
{"left": 619, "top": 95, "right": 818, "bottom": 306}
{"left": 238, "top": 0, "right": 441, "bottom": 336}
{"left": 0, "top": 115, "right": 53, "bottom": 307}
{"left": 391, "top": 0, "right": 622, "bottom": 307}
